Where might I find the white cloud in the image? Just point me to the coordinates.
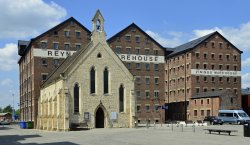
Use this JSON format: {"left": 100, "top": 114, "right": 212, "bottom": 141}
{"left": 0, "top": 78, "right": 13, "bottom": 86}
{"left": 242, "top": 58, "right": 250, "bottom": 67}
{"left": 0, "top": 43, "right": 18, "bottom": 71}
{"left": 146, "top": 30, "right": 184, "bottom": 47}
{"left": 193, "top": 22, "right": 250, "bottom": 51}
{"left": 0, "top": 0, "right": 67, "bottom": 39}
{"left": 242, "top": 73, "right": 250, "bottom": 88}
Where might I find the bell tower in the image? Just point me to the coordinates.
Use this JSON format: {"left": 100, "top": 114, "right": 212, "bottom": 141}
{"left": 91, "top": 10, "right": 106, "bottom": 41}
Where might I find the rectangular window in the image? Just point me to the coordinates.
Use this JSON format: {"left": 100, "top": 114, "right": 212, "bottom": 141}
{"left": 196, "top": 88, "right": 200, "bottom": 93}
{"left": 135, "top": 76, "right": 141, "bottom": 84}
{"left": 135, "top": 36, "right": 140, "bottom": 43}
{"left": 211, "top": 42, "right": 215, "bottom": 48}
{"left": 227, "top": 77, "right": 230, "bottom": 83}
{"left": 76, "top": 44, "right": 81, "bottom": 50}
{"left": 196, "top": 76, "right": 200, "bottom": 82}
{"left": 201, "top": 110, "right": 204, "bottom": 116}
{"left": 204, "top": 77, "right": 207, "bottom": 82}
{"left": 219, "top": 64, "right": 223, "bottom": 70}
{"left": 126, "top": 47, "right": 131, "bottom": 54}
{"left": 155, "top": 104, "right": 160, "bottom": 111}
{"left": 196, "top": 63, "right": 199, "bottom": 69}
{"left": 115, "top": 47, "right": 121, "bottom": 54}
{"left": 127, "top": 63, "right": 131, "bottom": 69}
{"left": 154, "top": 91, "right": 159, "bottom": 98}
{"left": 136, "top": 91, "right": 140, "bottom": 97}
{"left": 41, "top": 58, "right": 47, "bottom": 66}
{"left": 54, "top": 59, "right": 59, "bottom": 67}
{"left": 212, "top": 77, "right": 215, "bottom": 82}
{"left": 145, "top": 91, "right": 150, "bottom": 98}
{"left": 234, "top": 78, "right": 237, "bottom": 83}
{"left": 203, "top": 88, "right": 207, "bottom": 92}
{"left": 41, "top": 42, "right": 46, "bottom": 49}
{"left": 207, "top": 110, "right": 211, "bottom": 116}
{"left": 234, "top": 55, "right": 237, "bottom": 61}
{"left": 207, "top": 99, "right": 210, "bottom": 104}
{"left": 219, "top": 77, "right": 223, "bottom": 82}
{"left": 219, "top": 54, "right": 223, "bottom": 60}
{"left": 227, "top": 65, "right": 230, "bottom": 70}
{"left": 226, "top": 54, "right": 230, "bottom": 61}
{"left": 53, "top": 43, "right": 59, "bottom": 49}
{"left": 194, "top": 110, "right": 197, "bottom": 116}
{"left": 203, "top": 64, "right": 207, "bottom": 69}
{"left": 211, "top": 64, "right": 215, "bottom": 70}
{"left": 136, "top": 63, "right": 141, "bottom": 70}
{"left": 125, "top": 35, "right": 131, "bottom": 41}
{"left": 196, "top": 53, "right": 200, "bottom": 58}
{"left": 64, "top": 30, "right": 70, "bottom": 37}
{"left": 42, "top": 74, "right": 48, "bottom": 81}
{"left": 145, "top": 105, "right": 150, "bottom": 112}
{"left": 136, "top": 48, "right": 140, "bottom": 55}
{"left": 154, "top": 64, "right": 159, "bottom": 71}
{"left": 204, "top": 53, "right": 207, "bottom": 59}
{"left": 211, "top": 53, "right": 215, "bottom": 59}
{"left": 64, "top": 44, "right": 70, "bottom": 50}
{"left": 201, "top": 99, "right": 203, "bottom": 105}
{"left": 219, "top": 43, "right": 223, "bottom": 49}
{"left": 145, "top": 49, "right": 150, "bottom": 55}
{"left": 75, "top": 31, "right": 81, "bottom": 38}
{"left": 154, "top": 50, "right": 158, "bottom": 56}
{"left": 137, "top": 105, "right": 141, "bottom": 112}
{"left": 146, "top": 77, "right": 150, "bottom": 84}
{"left": 234, "top": 66, "right": 237, "bottom": 71}
{"left": 154, "top": 77, "right": 159, "bottom": 85}
{"left": 145, "top": 63, "right": 150, "bottom": 71}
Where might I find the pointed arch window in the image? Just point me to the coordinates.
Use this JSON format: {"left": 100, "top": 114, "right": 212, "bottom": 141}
{"left": 104, "top": 67, "right": 109, "bottom": 94}
{"left": 90, "top": 67, "right": 96, "bottom": 94}
{"left": 74, "top": 83, "right": 79, "bottom": 113}
{"left": 119, "top": 84, "right": 124, "bottom": 112}
{"left": 96, "top": 19, "right": 101, "bottom": 31}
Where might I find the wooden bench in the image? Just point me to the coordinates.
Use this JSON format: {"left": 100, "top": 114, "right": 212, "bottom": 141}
{"left": 204, "top": 129, "right": 237, "bottom": 135}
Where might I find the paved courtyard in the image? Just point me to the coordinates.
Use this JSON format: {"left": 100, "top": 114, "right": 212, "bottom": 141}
{"left": 0, "top": 124, "right": 250, "bottom": 145}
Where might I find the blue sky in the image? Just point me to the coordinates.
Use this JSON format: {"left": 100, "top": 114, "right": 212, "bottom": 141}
{"left": 1, "top": 0, "right": 250, "bottom": 108}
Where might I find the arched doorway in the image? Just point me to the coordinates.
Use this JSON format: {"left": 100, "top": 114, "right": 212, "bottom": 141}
{"left": 95, "top": 107, "right": 104, "bottom": 128}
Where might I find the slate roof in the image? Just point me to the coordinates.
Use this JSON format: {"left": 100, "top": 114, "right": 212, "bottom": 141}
{"left": 107, "top": 23, "right": 165, "bottom": 50}
{"left": 18, "top": 40, "right": 30, "bottom": 46}
{"left": 167, "top": 31, "right": 243, "bottom": 58}
{"left": 192, "top": 90, "right": 227, "bottom": 99}
{"left": 241, "top": 88, "right": 250, "bottom": 95}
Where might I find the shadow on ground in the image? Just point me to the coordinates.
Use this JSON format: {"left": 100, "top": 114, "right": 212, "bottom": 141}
{"left": 0, "top": 135, "right": 77, "bottom": 145}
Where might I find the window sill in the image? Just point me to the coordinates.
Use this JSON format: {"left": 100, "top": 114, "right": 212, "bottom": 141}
{"left": 90, "top": 93, "right": 97, "bottom": 96}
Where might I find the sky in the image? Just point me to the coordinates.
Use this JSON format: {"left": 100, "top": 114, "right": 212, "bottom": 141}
{"left": 1, "top": 0, "right": 250, "bottom": 109}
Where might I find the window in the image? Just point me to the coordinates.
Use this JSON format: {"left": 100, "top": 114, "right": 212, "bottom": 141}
{"left": 234, "top": 78, "right": 237, "bottom": 83}
{"left": 137, "top": 105, "right": 141, "bottom": 112}
{"left": 54, "top": 59, "right": 59, "bottom": 67}
{"left": 207, "top": 110, "right": 211, "bottom": 116}
{"left": 211, "top": 42, "right": 215, "bottom": 48}
{"left": 226, "top": 65, "right": 230, "bottom": 70}
{"left": 226, "top": 55, "right": 230, "bottom": 61}
{"left": 54, "top": 31, "right": 58, "bottom": 36}
{"left": 136, "top": 48, "right": 140, "bottom": 55}
{"left": 227, "top": 77, "right": 230, "bottom": 83}
{"left": 64, "top": 44, "right": 70, "bottom": 50}
{"left": 204, "top": 53, "right": 207, "bottom": 59}
{"left": 53, "top": 43, "right": 59, "bottom": 49}
{"left": 194, "top": 100, "right": 197, "bottom": 105}
{"left": 145, "top": 105, "right": 150, "bottom": 112}
{"left": 196, "top": 76, "right": 200, "bottom": 82}
{"left": 145, "top": 49, "right": 150, "bottom": 55}
{"left": 75, "top": 31, "right": 81, "bottom": 38}
{"left": 135, "top": 36, "right": 140, "bottom": 43}
{"left": 196, "top": 63, "right": 199, "bottom": 69}
{"left": 211, "top": 53, "right": 215, "bottom": 59}
{"left": 230, "top": 97, "right": 233, "bottom": 104}
{"left": 219, "top": 77, "right": 223, "bottom": 82}
{"left": 219, "top": 43, "right": 223, "bottom": 49}
{"left": 154, "top": 50, "right": 158, "bottom": 56}
{"left": 135, "top": 76, "right": 141, "bottom": 84}
{"left": 41, "top": 42, "right": 46, "bottom": 49}
{"left": 201, "top": 100, "right": 203, "bottom": 105}
{"left": 203, "top": 64, "right": 207, "bottom": 69}
{"left": 115, "top": 47, "right": 121, "bottom": 54}
{"left": 136, "top": 63, "right": 141, "bottom": 70}
{"left": 90, "top": 67, "right": 95, "bottom": 94}
{"left": 207, "top": 99, "right": 210, "bottom": 104}
{"left": 119, "top": 85, "right": 124, "bottom": 112}
{"left": 74, "top": 83, "right": 79, "bottom": 113}
{"left": 64, "top": 30, "right": 70, "bottom": 37}
{"left": 127, "top": 63, "right": 131, "bottom": 69}
{"left": 104, "top": 67, "right": 109, "bottom": 94}
{"left": 227, "top": 43, "right": 230, "bottom": 49}
{"left": 76, "top": 44, "right": 81, "bottom": 50}
{"left": 136, "top": 91, "right": 141, "bottom": 97}
{"left": 196, "top": 88, "right": 200, "bottom": 93}
{"left": 194, "top": 110, "right": 197, "bottom": 116}
{"left": 204, "top": 77, "right": 207, "bottom": 82}
{"left": 146, "top": 77, "right": 150, "bottom": 84}
{"left": 203, "top": 88, "right": 207, "bottom": 92}
{"left": 41, "top": 58, "right": 47, "bottom": 66}
{"left": 234, "top": 66, "right": 237, "bottom": 71}
{"left": 126, "top": 47, "right": 131, "bottom": 54}
{"left": 212, "top": 77, "right": 215, "bottom": 82}
{"left": 219, "top": 64, "right": 223, "bottom": 70}
{"left": 125, "top": 35, "right": 131, "bottom": 41}
{"left": 154, "top": 91, "right": 159, "bottom": 98}
{"left": 145, "top": 91, "right": 150, "bottom": 98}
{"left": 97, "top": 53, "right": 102, "bottom": 58}
{"left": 211, "top": 88, "right": 215, "bottom": 91}
{"left": 219, "top": 54, "right": 222, "bottom": 60}
{"left": 234, "top": 55, "right": 237, "bottom": 61}
{"left": 42, "top": 74, "right": 47, "bottom": 81}
{"left": 234, "top": 89, "right": 238, "bottom": 94}
{"left": 145, "top": 63, "right": 150, "bottom": 71}
{"left": 196, "top": 53, "right": 200, "bottom": 58}
{"left": 201, "top": 110, "right": 204, "bottom": 116}
{"left": 154, "top": 64, "right": 159, "bottom": 71}
{"left": 154, "top": 77, "right": 159, "bottom": 85}
{"left": 211, "top": 64, "right": 215, "bottom": 70}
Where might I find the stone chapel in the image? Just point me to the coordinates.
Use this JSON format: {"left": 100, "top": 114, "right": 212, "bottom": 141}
{"left": 37, "top": 10, "right": 136, "bottom": 131}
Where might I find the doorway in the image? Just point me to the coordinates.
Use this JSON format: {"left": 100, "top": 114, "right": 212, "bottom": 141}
{"left": 95, "top": 107, "right": 104, "bottom": 128}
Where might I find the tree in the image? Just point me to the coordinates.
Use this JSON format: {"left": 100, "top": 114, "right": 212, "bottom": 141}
{"left": 15, "top": 109, "right": 20, "bottom": 116}
{"left": 0, "top": 107, "right": 2, "bottom": 113}
{"left": 3, "top": 105, "right": 13, "bottom": 113}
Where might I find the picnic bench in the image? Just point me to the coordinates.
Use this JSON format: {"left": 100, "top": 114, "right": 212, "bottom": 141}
{"left": 204, "top": 129, "right": 237, "bottom": 135}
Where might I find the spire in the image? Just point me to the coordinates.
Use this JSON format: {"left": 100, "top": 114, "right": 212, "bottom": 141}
{"left": 91, "top": 9, "right": 106, "bottom": 41}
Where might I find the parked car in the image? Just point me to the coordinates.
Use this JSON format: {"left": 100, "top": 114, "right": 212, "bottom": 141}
{"left": 203, "top": 116, "right": 223, "bottom": 125}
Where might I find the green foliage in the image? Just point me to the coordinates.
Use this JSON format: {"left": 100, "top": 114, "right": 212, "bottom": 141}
{"left": 15, "top": 109, "right": 20, "bottom": 116}
{"left": 0, "top": 107, "right": 2, "bottom": 113}
{"left": 3, "top": 105, "right": 13, "bottom": 113}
